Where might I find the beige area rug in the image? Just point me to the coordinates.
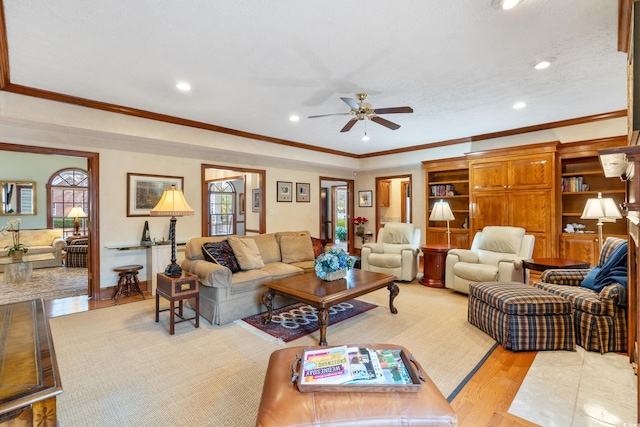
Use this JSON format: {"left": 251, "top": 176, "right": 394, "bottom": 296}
{"left": 48, "top": 282, "right": 496, "bottom": 427}
{"left": 0, "top": 266, "right": 87, "bottom": 305}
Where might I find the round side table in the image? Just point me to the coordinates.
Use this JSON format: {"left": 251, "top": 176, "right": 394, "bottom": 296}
{"left": 420, "top": 244, "right": 454, "bottom": 288}
{"left": 522, "top": 258, "right": 590, "bottom": 284}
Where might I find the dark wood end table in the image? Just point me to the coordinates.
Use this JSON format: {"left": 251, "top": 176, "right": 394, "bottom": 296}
{"left": 420, "top": 244, "right": 453, "bottom": 288}
{"left": 261, "top": 269, "right": 397, "bottom": 346}
{"left": 156, "top": 271, "right": 200, "bottom": 335}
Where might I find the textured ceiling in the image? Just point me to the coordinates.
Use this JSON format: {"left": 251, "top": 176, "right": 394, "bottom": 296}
{"left": 2, "top": 0, "right": 628, "bottom": 156}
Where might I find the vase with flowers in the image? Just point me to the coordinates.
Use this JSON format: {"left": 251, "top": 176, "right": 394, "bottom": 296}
{"left": 1, "top": 219, "right": 28, "bottom": 261}
{"left": 353, "top": 216, "right": 368, "bottom": 236}
{"left": 314, "top": 247, "right": 356, "bottom": 281}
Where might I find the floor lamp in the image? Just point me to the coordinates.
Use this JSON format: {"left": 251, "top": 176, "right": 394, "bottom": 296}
{"left": 580, "top": 192, "right": 622, "bottom": 252}
{"left": 150, "top": 185, "right": 194, "bottom": 276}
{"left": 429, "top": 200, "right": 455, "bottom": 247}
{"left": 67, "top": 206, "right": 87, "bottom": 236}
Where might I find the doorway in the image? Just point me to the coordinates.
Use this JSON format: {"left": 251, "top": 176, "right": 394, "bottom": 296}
{"left": 201, "top": 164, "right": 266, "bottom": 236}
{"left": 375, "top": 175, "right": 412, "bottom": 233}
{"left": 319, "top": 177, "right": 354, "bottom": 254}
{"left": 0, "top": 142, "right": 100, "bottom": 299}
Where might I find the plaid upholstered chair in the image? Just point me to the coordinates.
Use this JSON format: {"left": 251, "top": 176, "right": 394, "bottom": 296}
{"left": 534, "top": 237, "right": 628, "bottom": 353}
{"left": 66, "top": 237, "right": 88, "bottom": 268}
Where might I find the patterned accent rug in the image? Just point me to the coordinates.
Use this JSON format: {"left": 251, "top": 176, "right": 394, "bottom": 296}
{"left": 241, "top": 299, "right": 377, "bottom": 342}
{"left": 0, "top": 266, "right": 87, "bottom": 305}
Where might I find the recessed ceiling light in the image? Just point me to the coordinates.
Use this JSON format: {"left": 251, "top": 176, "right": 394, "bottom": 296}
{"left": 534, "top": 57, "right": 556, "bottom": 70}
{"left": 289, "top": 115, "right": 300, "bottom": 122}
{"left": 513, "top": 101, "right": 527, "bottom": 109}
{"left": 492, "top": 0, "right": 523, "bottom": 10}
{"left": 176, "top": 82, "right": 191, "bottom": 91}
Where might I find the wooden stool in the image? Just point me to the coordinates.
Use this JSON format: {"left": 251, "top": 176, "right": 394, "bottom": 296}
{"left": 113, "top": 265, "right": 145, "bottom": 305}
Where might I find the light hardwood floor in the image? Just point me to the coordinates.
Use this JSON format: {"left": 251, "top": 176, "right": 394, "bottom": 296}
{"left": 44, "top": 293, "right": 540, "bottom": 427}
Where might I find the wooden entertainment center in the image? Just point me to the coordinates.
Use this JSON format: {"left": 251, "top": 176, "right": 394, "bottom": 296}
{"left": 424, "top": 136, "right": 628, "bottom": 262}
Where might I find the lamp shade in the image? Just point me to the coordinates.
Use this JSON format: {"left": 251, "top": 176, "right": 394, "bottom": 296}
{"left": 580, "top": 192, "right": 622, "bottom": 221}
{"left": 429, "top": 200, "right": 455, "bottom": 222}
{"left": 67, "top": 206, "right": 87, "bottom": 218}
{"left": 150, "top": 185, "right": 194, "bottom": 217}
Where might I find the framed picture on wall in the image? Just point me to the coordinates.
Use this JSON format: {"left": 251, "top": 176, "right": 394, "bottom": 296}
{"left": 277, "top": 181, "right": 293, "bottom": 202}
{"left": 296, "top": 183, "right": 310, "bottom": 202}
{"left": 127, "top": 173, "right": 184, "bottom": 217}
{"left": 358, "top": 190, "right": 373, "bottom": 207}
{"left": 252, "top": 189, "right": 261, "bottom": 212}
{"left": 239, "top": 193, "right": 246, "bottom": 214}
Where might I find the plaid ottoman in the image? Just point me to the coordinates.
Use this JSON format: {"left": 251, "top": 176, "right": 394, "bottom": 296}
{"left": 468, "top": 281, "right": 575, "bottom": 351}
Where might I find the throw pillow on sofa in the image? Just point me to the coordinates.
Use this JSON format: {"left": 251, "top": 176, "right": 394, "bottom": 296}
{"left": 228, "top": 236, "right": 265, "bottom": 270}
{"left": 311, "top": 237, "right": 326, "bottom": 257}
{"left": 202, "top": 240, "right": 241, "bottom": 273}
{"left": 281, "top": 235, "right": 315, "bottom": 263}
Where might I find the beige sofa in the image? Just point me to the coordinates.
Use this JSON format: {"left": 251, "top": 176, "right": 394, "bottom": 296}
{"left": 182, "top": 231, "right": 319, "bottom": 325}
{"left": 0, "top": 229, "right": 66, "bottom": 272}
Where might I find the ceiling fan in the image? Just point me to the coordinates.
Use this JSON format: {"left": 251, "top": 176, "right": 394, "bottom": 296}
{"left": 308, "top": 93, "right": 413, "bottom": 132}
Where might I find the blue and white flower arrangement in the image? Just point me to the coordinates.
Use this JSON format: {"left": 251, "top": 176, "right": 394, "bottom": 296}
{"left": 314, "top": 247, "right": 356, "bottom": 281}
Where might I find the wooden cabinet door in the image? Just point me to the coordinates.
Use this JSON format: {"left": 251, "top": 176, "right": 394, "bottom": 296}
{"left": 510, "top": 190, "right": 552, "bottom": 258}
{"left": 508, "top": 154, "right": 554, "bottom": 189}
{"left": 378, "top": 180, "right": 390, "bottom": 207}
{"left": 470, "top": 162, "right": 507, "bottom": 191}
{"left": 472, "top": 192, "right": 509, "bottom": 230}
{"left": 560, "top": 234, "right": 598, "bottom": 266}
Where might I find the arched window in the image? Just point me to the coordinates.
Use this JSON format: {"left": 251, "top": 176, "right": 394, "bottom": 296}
{"left": 209, "top": 181, "right": 235, "bottom": 236}
{"left": 48, "top": 169, "right": 89, "bottom": 237}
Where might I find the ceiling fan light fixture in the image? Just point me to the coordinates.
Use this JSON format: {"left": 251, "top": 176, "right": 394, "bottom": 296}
{"left": 492, "top": 0, "right": 523, "bottom": 10}
{"left": 289, "top": 115, "right": 299, "bottom": 122}
{"left": 512, "top": 101, "right": 527, "bottom": 109}
{"left": 362, "top": 133, "right": 370, "bottom": 142}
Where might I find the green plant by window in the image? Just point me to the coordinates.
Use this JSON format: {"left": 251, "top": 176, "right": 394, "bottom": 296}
{"left": 335, "top": 226, "right": 347, "bottom": 241}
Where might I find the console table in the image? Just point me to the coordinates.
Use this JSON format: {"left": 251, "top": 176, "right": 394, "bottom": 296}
{"left": 0, "top": 299, "right": 62, "bottom": 425}
{"left": 105, "top": 242, "right": 185, "bottom": 295}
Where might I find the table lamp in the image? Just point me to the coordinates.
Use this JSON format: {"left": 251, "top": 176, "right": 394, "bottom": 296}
{"left": 580, "top": 192, "right": 622, "bottom": 251}
{"left": 429, "top": 200, "right": 455, "bottom": 246}
{"left": 67, "top": 206, "right": 87, "bottom": 236}
{"left": 150, "top": 185, "right": 194, "bottom": 276}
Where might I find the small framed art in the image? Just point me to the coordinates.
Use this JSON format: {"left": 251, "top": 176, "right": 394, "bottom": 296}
{"left": 277, "top": 181, "right": 293, "bottom": 202}
{"left": 252, "top": 189, "right": 261, "bottom": 212}
{"left": 296, "top": 183, "right": 310, "bottom": 202}
{"left": 358, "top": 190, "right": 373, "bottom": 207}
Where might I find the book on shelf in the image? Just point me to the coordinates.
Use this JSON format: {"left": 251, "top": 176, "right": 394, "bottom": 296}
{"left": 300, "top": 345, "right": 414, "bottom": 386}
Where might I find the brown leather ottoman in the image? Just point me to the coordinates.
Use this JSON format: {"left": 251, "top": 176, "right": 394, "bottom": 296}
{"left": 256, "top": 344, "right": 458, "bottom": 427}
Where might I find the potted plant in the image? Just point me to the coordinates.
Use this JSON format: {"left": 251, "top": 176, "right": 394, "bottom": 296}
{"left": 353, "top": 216, "right": 368, "bottom": 236}
{"left": 1, "top": 219, "right": 28, "bottom": 261}
{"left": 335, "top": 226, "right": 347, "bottom": 242}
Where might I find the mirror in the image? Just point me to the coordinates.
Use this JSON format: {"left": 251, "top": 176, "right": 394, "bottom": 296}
{"left": 1, "top": 181, "right": 36, "bottom": 215}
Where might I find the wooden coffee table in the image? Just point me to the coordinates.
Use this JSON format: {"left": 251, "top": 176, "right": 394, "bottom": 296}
{"left": 261, "top": 269, "right": 398, "bottom": 346}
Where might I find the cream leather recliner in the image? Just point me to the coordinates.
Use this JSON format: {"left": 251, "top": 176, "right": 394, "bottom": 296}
{"left": 361, "top": 222, "right": 421, "bottom": 282}
{"left": 445, "top": 226, "right": 535, "bottom": 294}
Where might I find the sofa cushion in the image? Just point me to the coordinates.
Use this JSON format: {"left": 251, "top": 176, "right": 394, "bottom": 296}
{"left": 311, "top": 237, "right": 325, "bottom": 257}
{"left": 260, "top": 262, "right": 304, "bottom": 280}
{"left": 280, "top": 235, "right": 315, "bottom": 263}
{"left": 228, "top": 236, "right": 265, "bottom": 270}
{"left": 250, "top": 233, "right": 281, "bottom": 264}
{"left": 202, "top": 240, "right": 241, "bottom": 273}
{"left": 453, "top": 262, "right": 499, "bottom": 282}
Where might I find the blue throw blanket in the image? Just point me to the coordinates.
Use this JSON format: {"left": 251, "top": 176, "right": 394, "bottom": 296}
{"left": 581, "top": 241, "right": 628, "bottom": 294}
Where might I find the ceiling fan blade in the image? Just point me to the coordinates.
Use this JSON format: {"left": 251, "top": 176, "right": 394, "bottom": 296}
{"left": 373, "top": 106, "right": 413, "bottom": 114}
{"left": 371, "top": 116, "right": 401, "bottom": 130}
{"left": 308, "top": 113, "right": 351, "bottom": 118}
{"left": 340, "top": 97, "right": 359, "bottom": 110}
{"left": 340, "top": 118, "right": 358, "bottom": 132}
